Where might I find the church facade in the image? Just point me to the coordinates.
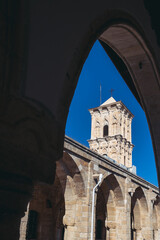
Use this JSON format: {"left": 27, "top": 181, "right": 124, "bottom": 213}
{"left": 20, "top": 98, "right": 160, "bottom": 240}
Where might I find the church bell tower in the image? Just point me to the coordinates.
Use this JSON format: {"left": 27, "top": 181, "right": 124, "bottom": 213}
{"left": 88, "top": 97, "right": 134, "bottom": 168}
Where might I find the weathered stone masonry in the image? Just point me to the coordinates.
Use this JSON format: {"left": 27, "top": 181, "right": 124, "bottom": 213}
{"left": 88, "top": 97, "right": 134, "bottom": 168}
{"left": 20, "top": 136, "right": 160, "bottom": 240}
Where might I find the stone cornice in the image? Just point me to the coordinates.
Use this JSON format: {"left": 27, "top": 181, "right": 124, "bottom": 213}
{"left": 88, "top": 100, "right": 134, "bottom": 118}
{"left": 88, "top": 135, "right": 134, "bottom": 147}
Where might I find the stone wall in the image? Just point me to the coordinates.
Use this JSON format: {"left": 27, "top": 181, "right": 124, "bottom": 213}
{"left": 20, "top": 136, "right": 159, "bottom": 240}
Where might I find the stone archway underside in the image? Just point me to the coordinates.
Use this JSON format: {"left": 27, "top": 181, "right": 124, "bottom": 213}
{"left": 99, "top": 24, "right": 160, "bottom": 182}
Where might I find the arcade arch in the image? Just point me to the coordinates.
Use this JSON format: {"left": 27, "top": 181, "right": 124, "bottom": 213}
{"left": 1, "top": 2, "right": 160, "bottom": 240}
{"left": 96, "top": 174, "right": 124, "bottom": 240}
{"left": 66, "top": 18, "right": 160, "bottom": 182}
{"left": 19, "top": 152, "right": 86, "bottom": 240}
{"left": 131, "top": 187, "right": 148, "bottom": 240}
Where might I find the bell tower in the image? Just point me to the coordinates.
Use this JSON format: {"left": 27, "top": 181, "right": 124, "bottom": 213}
{"left": 88, "top": 97, "right": 134, "bottom": 168}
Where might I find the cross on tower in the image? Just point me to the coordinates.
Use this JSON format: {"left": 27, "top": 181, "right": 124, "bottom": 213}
{"left": 109, "top": 88, "right": 114, "bottom": 97}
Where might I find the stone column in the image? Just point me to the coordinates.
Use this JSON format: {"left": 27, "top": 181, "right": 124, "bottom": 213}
{"left": 64, "top": 226, "right": 75, "bottom": 240}
{"left": 136, "top": 229, "right": 143, "bottom": 240}
{"left": 106, "top": 222, "right": 116, "bottom": 240}
{"left": 109, "top": 228, "right": 116, "bottom": 240}
{"left": 63, "top": 215, "right": 75, "bottom": 240}
{"left": 105, "top": 219, "right": 109, "bottom": 240}
{"left": 154, "top": 229, "right": 160, "bottom": 240}
{"left": 19, "top": 204, "right": 29, "bottom": 240}
{"left": 105, "top": 227, "right": 116, "bottom": 240}
{"left": 133, "top": 230, "right": 136, "bottom": 240}
{"left": 128, "top": 186, "right": 135, "bottom": 240}
{"left": 105, "top": 228, "right": 110, "bottom": 240}
{"left": 0, "top": 172, "right": 33, "bottom": 240}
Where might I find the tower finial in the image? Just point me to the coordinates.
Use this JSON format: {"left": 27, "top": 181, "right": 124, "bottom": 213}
{"left": 109, "top": 88, "right": 114, "bottom": 97}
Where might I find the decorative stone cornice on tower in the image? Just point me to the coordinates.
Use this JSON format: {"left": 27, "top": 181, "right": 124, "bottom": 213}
{"left": 88, "top": 97, "right": 134, "bottom": 168}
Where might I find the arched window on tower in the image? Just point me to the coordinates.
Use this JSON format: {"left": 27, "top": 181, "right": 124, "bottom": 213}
{"left": 103, "top": 119, "right": 108, "bottom": 137}
{"left": 103, "top": 124, "right": 108, "bottom": 137}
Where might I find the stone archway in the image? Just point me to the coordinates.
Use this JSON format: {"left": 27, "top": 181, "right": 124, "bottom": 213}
{"left": 1, "top": 2, "right": 160, "bottom": 239}
{"left": 55, "top": 152, "right": 86, "bottom": 240}
{"left": 98, "top": 23, "right": 160, "bottom": 183}
{"left": 96, "top": 174, "right": 124, "bottom": 240}
{"left": 131, "top": 187, "right": 149, "bottom": 240}
{"left": 19, "top": 151, "right": 86, "bottom": 240}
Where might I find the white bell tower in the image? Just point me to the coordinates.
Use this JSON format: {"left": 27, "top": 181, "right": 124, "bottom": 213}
{"left": 88, "top": 97, "right": 134, "bottom": 168}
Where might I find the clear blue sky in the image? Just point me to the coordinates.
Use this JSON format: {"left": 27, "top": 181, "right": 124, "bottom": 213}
{"left": 65, "top": 40, "right": 158, "bottom": 187}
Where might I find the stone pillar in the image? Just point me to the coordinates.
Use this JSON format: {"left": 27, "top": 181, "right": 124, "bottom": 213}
{"left": 136, "top": 229, "right": 143, "bottom": 240}
{"left": 64, "top": 226, "right": 75, "bottom": 240}
{"left": 109, "top": 228, "right": 116, "bottom": 240}
{"left": 133, "top": 230, "right": 136, "bottom": 240}
{"left": 0, "top": 172, "right": 33, "bottom": 240}
{"left": 19, "top": 204, "right": 29, "bottom": 240}
{"left": 154, "top": 229, "right": 160, "bottom": 240}
{"left": 126, "top": 185, "right": 135, "bottom": 240}
{"left": 106, "top": 228, "right": 110, "bottom": 240}
{"left": 105, "top": 219, "right": 109, "bottom": 240}
{"left": 106, "top": 222, "right": 116, "bottom": 240}
{"left": 63, "top": 215, "right": 75, "bottom": 240}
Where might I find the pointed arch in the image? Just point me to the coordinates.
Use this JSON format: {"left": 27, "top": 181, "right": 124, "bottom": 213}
{"left": 56, "top": 152, "right": 86, "bottom": 197}
{"left": 131, "top": 187, "right": 149, "bottom": 239}
{"left": 103, "top": 119, "right": 109, "bottom": 137}
{"left": 100, "top": 173, "right": 124, "bottom": 207}
{"left": 96, "top": 174, "right": 124, "bottom": 239}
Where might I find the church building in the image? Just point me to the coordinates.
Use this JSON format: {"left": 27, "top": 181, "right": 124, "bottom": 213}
{"left": 19, "top": 97, "right": 160, "bottom": 240}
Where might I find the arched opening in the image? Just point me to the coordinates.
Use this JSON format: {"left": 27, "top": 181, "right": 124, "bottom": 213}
{"left": 103, "top": 124, "right": 108, "bottom": 137}
{"left": 66, "top": 22, "right": 158, "bottom": 186}
{"left": 96, "top": 174, "right": 124, "bottom": 240}
{"left": 54, "top": 152, "right": 86, "bottom": 239}
{"left": 2, "top": 3, "right": 160, "bottom": 240}
{"left": 26, "top": 182, "right": 63, "bottom": 240}
{"left": 131, "top": 187, "right": 148, "bottom": 239}
{"left": 19, "top": 152, "right": 85, "bottom": 240}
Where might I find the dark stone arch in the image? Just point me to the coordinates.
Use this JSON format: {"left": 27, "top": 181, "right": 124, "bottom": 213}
{"left": 1, "top": 2, "right": 160, "bottom": 239}
{"left": 59, "top": 14, "right": 160, "bottom": 185}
